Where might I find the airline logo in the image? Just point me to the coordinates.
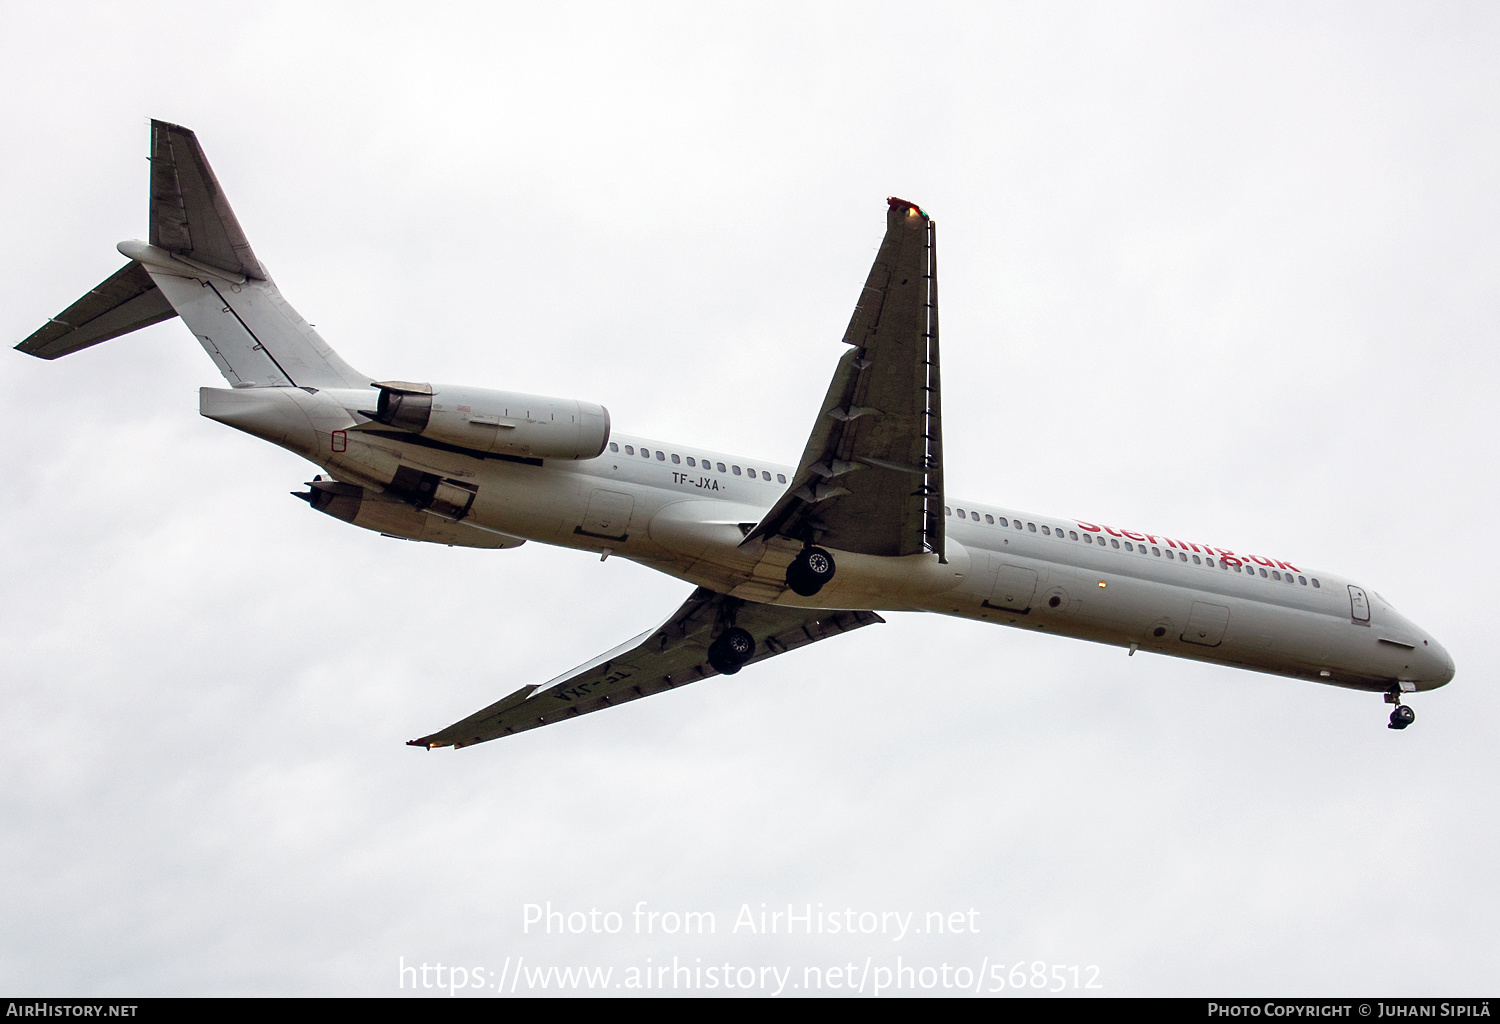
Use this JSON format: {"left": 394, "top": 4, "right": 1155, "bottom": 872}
{"left": 1074, "top": 521, "right": 1301, "bottom": 573}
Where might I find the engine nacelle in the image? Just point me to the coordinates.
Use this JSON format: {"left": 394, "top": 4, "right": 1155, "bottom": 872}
{"left": 364, "top": 381, "right": 610, "bottom": 460}
{"left": 296, "top": 478, "right": 525, "bottom": 549}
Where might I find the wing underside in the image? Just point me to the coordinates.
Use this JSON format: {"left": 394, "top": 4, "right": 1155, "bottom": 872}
{"left": 744, "top": 198, "right": 944, "bottom": 560}
{"left": 411, "top": 589, "right": 882, "bottom": 748}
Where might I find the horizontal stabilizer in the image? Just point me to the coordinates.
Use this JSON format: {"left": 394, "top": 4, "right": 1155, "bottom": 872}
{"left": 15, "top": 261, "right": 177, "bottom": 359}
{"left": 150, "top": 119, "right": 264, "bottom": 280}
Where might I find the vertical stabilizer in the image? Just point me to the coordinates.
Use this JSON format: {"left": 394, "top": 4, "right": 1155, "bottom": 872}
{"left": 15, "top": 121, "right": 370, "bottom": 391}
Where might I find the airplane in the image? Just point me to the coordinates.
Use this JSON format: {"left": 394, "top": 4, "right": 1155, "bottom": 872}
{"left": 14, "top": 120, "right": 1455, "bottom": 747}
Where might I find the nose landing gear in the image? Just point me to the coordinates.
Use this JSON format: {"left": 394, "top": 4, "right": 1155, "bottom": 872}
{"left": 1385, "top": 689, "right": 1416, "bottom": 730}
{"left": 707, "top": 626, "right": 756, "bottom": 676}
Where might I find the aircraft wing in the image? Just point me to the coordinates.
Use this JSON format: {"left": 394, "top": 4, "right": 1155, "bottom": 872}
{"left": 743, "top": 198, "right": 944, "bottom": 560}
{"left": 409, "top": 589, "right": 883, "bottom": 749}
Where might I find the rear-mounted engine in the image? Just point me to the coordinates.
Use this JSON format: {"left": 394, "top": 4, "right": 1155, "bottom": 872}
{"left": 294, "top": 477, "right": 524, "bottom": 549}
{"left": 362, "top": 381, "right": 610, "bottom": 460}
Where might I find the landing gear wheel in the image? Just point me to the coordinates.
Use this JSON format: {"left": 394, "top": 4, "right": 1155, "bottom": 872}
{"left": 707, "top": 626, "right": 755, "bottom": 676}
{"left": 1388, "top": 704, "right": 1416, "bottom": 730}
{"left": 786, "top": 546, "right": 836, "bottom": 597}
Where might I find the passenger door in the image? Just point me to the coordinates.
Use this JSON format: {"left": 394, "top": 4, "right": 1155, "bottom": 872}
{"left": 1348, "top": 585, "right": 1371, "bottom": 624}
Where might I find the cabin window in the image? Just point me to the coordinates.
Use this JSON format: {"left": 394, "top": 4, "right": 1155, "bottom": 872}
{"left": 945, "top": 507, "right": 952, "bottom": 516}
{"left": 1151, "top": 546, "right": 1160, "bottom": 556}
{"left": 1041, "top": 525, "right": 1051, "bottom": 535}
{"left": 1258, "top": 567, "right": 1267, "bottom": 577}
{"left": 1069, "top": 530, "right": 1078, "bottom": 540}
{"left": 1271, "top": 570, "right": 1281, "bottom": 581}
{"left": 957, "top": 508, "right": 966, "bottom": 518}
{"left": 716, "top": 462, "right": 726, "bottom": 473}
{"left": 1027, "top": 522, "right": 1037, "bottom": 533}
{"left": 999, "top": 517, "right": 1009, "bottom": 527}
{"left": 747, "top": 467, "right": 756, "bottom": 477}
{"left": 1298, "top": 575, "right": 1307, "bottom": 585}
{"left": 1192, "top": 555, "right": 1201, "bottom": 564}
{"left": 762, "top": 471, "right": 771, "bottom": 481}
{"left": 985, "top": 514, "right": 995, "bottom": 525}
{"left": 1083, "top": 534, "right": 1093, "bottom": 544}
{"left": 671, "top": 454, "right": 680, "bottom": 464}
{"left": 1111, "top": 538, "right": 1120, "bottom": 548}
{"left": 732, "top": 465, "right": 741, "bottom": 475}
{"left": 686, "top": 457, "right": 696, "bottom": 467}
{"left": 609, "top": 442, "right": 620, "bottom": 453}
{"left": 656, "top": 451, "right": 666, "bottom": 461}
{"left": 776, "top": 473, "right": 786, "bottom": 483}
{"left": 1311, "top": 578, "right": 1321, "bottom": 588}
{"left": 641, "top": 449, "right": 650, "bottom": 458}
{"left": 624, "top": 445, "right": 635, "bottom": 455}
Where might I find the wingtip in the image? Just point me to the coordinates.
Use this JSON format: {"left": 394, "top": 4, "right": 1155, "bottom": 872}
{"left": 886, "top": 196, "right": 928, "bottom": 218}
{"left": 150, "top": 118, "right": 195, "bottom": 137}
{"left": 406, "top": 738, "right": 432, "bottom": 749}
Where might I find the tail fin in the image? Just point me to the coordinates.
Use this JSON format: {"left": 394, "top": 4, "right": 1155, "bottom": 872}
{"left": 15, "top": 119, "right": 369, "bottom": 390}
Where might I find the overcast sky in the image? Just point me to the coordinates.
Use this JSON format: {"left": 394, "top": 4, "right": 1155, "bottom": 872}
{"left": 2, "top": 1, "right": 1497, "bottom": 997}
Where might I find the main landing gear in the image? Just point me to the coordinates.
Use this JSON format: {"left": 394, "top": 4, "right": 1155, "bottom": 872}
{"left": 1385, "top": 689, "right": 1416, "bottom": 730}
{"left": 708, "top": 626, "right": 756, "bottom": 676}
{"left": 786, "top": 546, "right": 836, "bottom": 597}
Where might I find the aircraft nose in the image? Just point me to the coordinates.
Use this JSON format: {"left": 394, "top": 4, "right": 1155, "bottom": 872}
{"left": 1428, "top": 644, "right": 1452, "bottom": 683}
{"left": 1422, "top": 638, "right": 1456, "bottom": 688}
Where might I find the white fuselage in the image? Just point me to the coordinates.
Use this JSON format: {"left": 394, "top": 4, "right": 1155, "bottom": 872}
{"left": 210, "top": 384, "right": 1455, "bottom": 696}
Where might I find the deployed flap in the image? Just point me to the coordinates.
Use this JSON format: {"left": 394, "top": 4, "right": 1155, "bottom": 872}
{"left": 150, "top": 120, "right": 265, "bottom": 280}
{"left": 15, "top": 261, "right": 177, "bottom": 359}
{"left": 410, "top": 589, "right": 883, "bottom": 748}
{"left": 744, "top": 198, "right": 944, "bottom": 559}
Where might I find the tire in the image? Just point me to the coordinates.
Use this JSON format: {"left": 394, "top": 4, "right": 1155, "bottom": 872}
{"left": 707, "top": 651, "right": 741, "bottom": 675}
{"left": 786, "top": 546, "right": 836, "bottom": 596}
{"left": 1390, "top": 705, "right": 1415, "bottom": 728}
{"left": 708, "top": 627, "right": 755, "bottom": 674}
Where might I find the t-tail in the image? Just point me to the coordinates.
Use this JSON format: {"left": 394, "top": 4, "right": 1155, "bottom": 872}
{"left": 15, "top": 119, "right": 369, "bottom": 390}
